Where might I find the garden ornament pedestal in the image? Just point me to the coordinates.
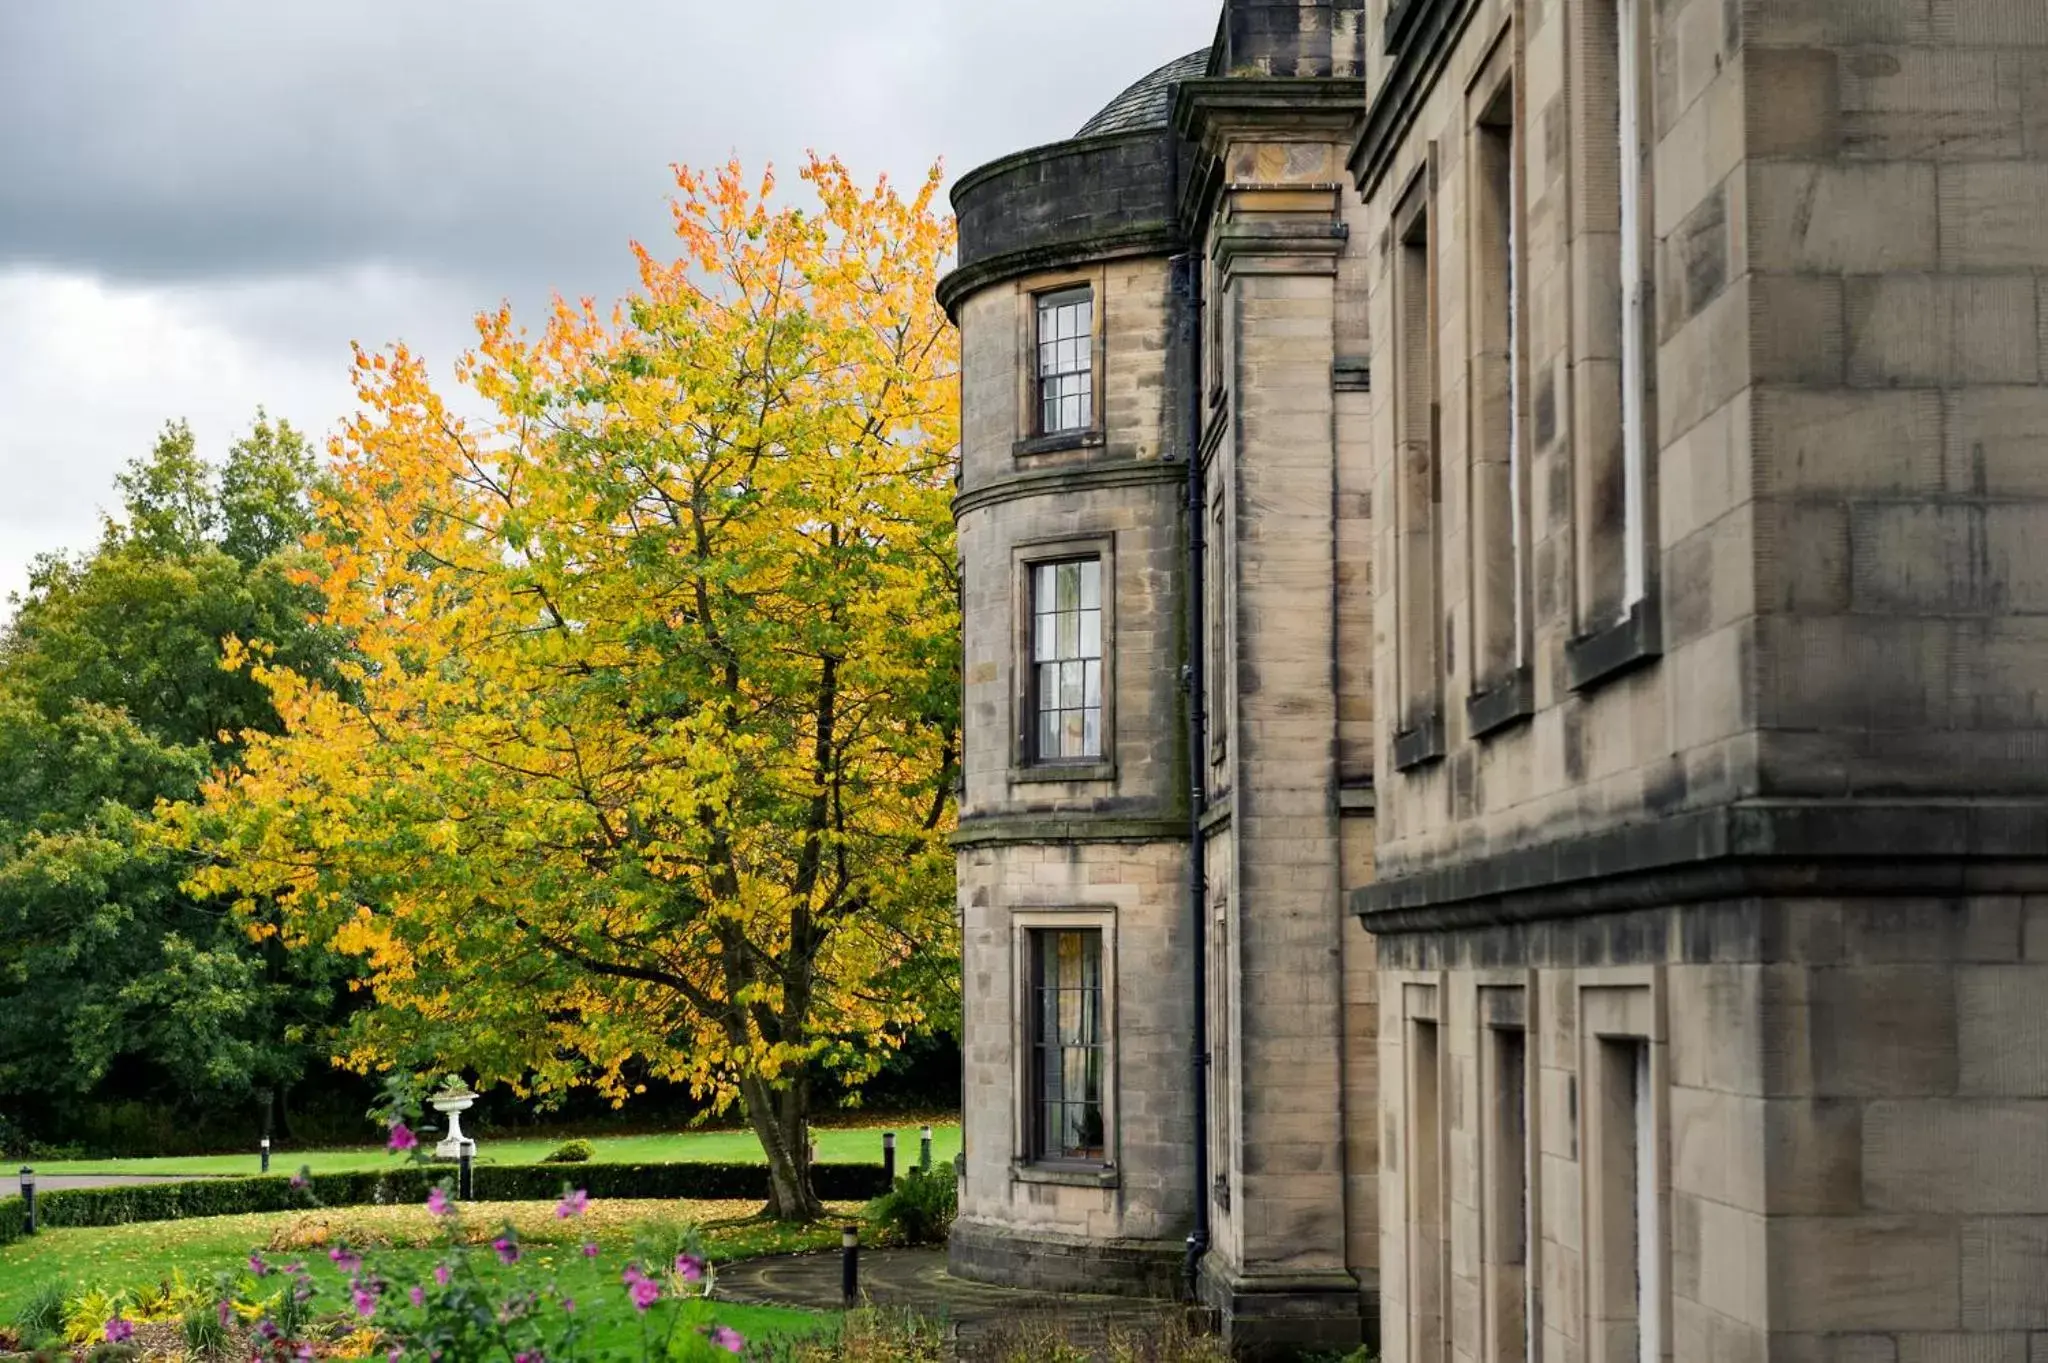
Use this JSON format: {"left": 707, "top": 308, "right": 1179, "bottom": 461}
{"left": 430, "top": 1082, "right": 479, "bottom": 1160}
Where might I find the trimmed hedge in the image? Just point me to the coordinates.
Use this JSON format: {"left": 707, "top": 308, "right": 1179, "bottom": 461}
{"left": 0, "top": 1161, "right": 888, "bottom": 1243}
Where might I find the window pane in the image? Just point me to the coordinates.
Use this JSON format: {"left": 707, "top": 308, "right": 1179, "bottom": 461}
{"left": 1037, "top": 289, "right": 1094, "bottom": 434}
{"left": 1079, "top": 559, "right": 1100, "bottom": 610}
{"left": 1035, "top": 610, "right": 1055, "bottom": 661}
{"left": 1082, "top": 707, "right": 1101, "bottom": 755}
{"left": 1062, "top": 709, "right": 1084, "bottom": 755}
{"left": 1061, "top": 660, "right": 1084, "bottom": 708}
{"left": 1055, "top": 561, "right": 1080, "bottom": 613}
{"left": 1057, "top": 608, "right": 1079, "bottom": 659}
{"left": 1083, "top": 660, "right": 1102, "bottom": 709}
{"left": 1079, "top": 608, "right": 1100, "bottom": 658}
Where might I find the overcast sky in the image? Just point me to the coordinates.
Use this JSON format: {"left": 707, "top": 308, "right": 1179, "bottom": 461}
{"left": 0, "top": 1, "right": 1216, "bottom": 603}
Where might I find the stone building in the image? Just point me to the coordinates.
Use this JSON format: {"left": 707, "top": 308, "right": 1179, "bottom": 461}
{"left": 941, "top": 2, "right": 1377, "bottom": 1353}
{"left": 942, "top": 0, "right": 2048, "bottom": 1356}
{"left": 1353, "top": 0, "right": 2048, "bottom": 1361}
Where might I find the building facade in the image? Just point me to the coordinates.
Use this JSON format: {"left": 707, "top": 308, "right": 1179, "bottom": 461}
{"left": 1354, "top": 1, "right": 2048, "bottom": 1362}
{"left": 941, "top": 3, "right": 1378, "bottom": 1353}
{"left": 943, "top": 0, "right": 2048, "bottom": 1356}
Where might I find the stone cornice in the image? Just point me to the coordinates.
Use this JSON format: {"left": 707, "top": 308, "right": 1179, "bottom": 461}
{"left": 1171, "top": 78, "right": 1368, "bottom": 232}
{"left": 1350, "top": 0, "right": 1484, "bottom": 199}
{"left": 951, "top": 813, "right": 1191, "bottom": 849}
{"left": 1211, "top": 190, "right": 1351, "bottom": 279}
{"left": 951, "top": 458, "right": 1187, "bottom": 522}
{"left": 936, "top": 227, "right": 1183, "bottom": 322}
{"left": 1351, "top": 799, "right": 2048, "bottom": 933}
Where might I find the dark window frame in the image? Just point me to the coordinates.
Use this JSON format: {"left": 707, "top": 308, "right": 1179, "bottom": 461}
{"left": 1025, "top": 554, "right": 1106, "bottom": 767}
{"left": 1028, "top": 926, "right": 1107, "bottom": 1165}
{"left": 1034, "top": 285, "right": 1096, "bottom": 438}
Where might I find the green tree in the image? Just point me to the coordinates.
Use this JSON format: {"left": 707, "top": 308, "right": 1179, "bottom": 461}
{"left": 0, "top": 415, "right": 353, "bottom": 1139}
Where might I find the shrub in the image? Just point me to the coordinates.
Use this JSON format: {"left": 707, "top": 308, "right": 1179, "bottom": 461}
{"left": 179, "top": 1302, "right": 232, "bottom": 1360}
{"left": 17, "top": 1160, "right": 890, "bottom": 1233}
{"left": 864, "top": 1166, "right": 956, "bottom": 1246}
{"left": 12, "top": 1279, "right": 66, "bottom": 1343}
{"left": 540, "top": 1138, "right": 596, "bottom": 1164}
{"left": 0, "top": 1194, "right": 26, "bottom": 1249}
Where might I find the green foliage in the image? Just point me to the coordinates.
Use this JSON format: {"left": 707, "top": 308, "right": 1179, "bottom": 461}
{"left": 61, "top": 1285, "right": 124, "bottom": 1346}
{"left": 180, "top": 1299, "right": 232, "bottom": 1359}
{"left": 541, "top": 1137, "right": 596, "bottom": 1164}
{"left": 863, "top": 1166, "right": 955, "bottom": 1246}
{"left": 0, "top": 1194, "right": 25, "bottom": 1248}
{"left": 0, "top": 413, "right": 356, "bottom": 1139}
{"left": 11, "top": 1278, "right": 65, "bottom": 1341}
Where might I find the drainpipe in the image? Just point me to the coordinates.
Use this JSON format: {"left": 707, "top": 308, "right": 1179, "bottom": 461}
{"left": 1176, "top": 250, "right": 1211, "bottom": 1304}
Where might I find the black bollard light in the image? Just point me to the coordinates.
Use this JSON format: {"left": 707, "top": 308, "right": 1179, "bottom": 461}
{"left": 458, "top": 1139, "right": 474, "bottom": 1201}
{"left": 260, "top": 1137, "right": 271, "bottom": 1174}
{"left": 881, "top": 1131, "right": 896, "bottom": 1183}
{"left": 840, "top": 1224, "right": 860, "bottom": 1308}
{"left": 919, "top": 1125, "right": 933, "bottom": 1173}
{"left": 18, "top": 1166, "right": 35, "bottom": 1235}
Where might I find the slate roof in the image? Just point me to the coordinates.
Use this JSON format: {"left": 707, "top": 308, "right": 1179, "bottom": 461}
{"left": 1074, "top": 50, "right": 1212, "bottom": 138}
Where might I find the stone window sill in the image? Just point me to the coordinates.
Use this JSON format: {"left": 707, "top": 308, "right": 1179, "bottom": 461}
{"left": 1011, "top": 1161, "right": 1119, "bottom": 1189}
{"left": 1009, "top": 761, "right": 1116, "bottom": 785}
{"left": 1566, "top": 598, "right": 1662, "bottom": 694}
{"left": 1467, "top": 668, "right": 1534, "bottom": 740}
{"left": 1013, "top": 430, "right": 1104, "bottom": 459}
{"left": 1392, "top": 710, "right": 1445, "bottom": 772}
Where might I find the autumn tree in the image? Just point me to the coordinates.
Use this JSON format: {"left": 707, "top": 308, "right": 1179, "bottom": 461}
{"left": 185, "top": 158, "right": 960, "bottom": 1219}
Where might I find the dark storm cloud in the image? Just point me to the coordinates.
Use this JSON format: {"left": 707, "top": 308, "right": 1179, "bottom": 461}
{"left": 0, "top": 1, "right": 1217, "bottom": 300}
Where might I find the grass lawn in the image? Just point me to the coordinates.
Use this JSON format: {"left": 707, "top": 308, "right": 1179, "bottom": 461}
{"left": 29, "top": 1122, "right": 960, "bottom": 1179}
{"left": 0, "top": 1200, "right": 844, "bottom": 1349}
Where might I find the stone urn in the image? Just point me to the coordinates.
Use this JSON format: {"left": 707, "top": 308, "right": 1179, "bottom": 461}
{"left": 429, "top": 1078, "right": 479, "bottom": 1160}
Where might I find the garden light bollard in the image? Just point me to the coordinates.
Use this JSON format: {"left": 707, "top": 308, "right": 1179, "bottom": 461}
{"left": 17, "top": 1166, "right": 33, "bottom": 1235}
{"left": 841, "top": 1223, "right": 860, "bottom": 1308}
{"left": 882, "top": 1130, "right": 896, "bottom": 1183}
{"left": 920, "top": 1124, "right": 933, "bottom": 1173}
{"left": 458, "top": 1139, "right": 475, "bottom": 1201}
{"left": 260, "top": 1136, "right": 270, "bottom": 1174}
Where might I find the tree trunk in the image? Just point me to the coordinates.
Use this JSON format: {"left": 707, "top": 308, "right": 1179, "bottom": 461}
{"left": 742, "top": 1075, "right": 823, "bottom": 1221}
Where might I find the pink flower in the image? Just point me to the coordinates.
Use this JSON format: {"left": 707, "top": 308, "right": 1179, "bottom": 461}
{"left": 296, "top": 1346, "right": 315, "bottom": 1363}
{"left": 409, "top": 1286, "right": 425, "bottom": 1307}
{"left": 331, "top": 1246, "right": 362, "bottom": 1273}
{"left": 388, "top": 1351, "right": 404, "bottom": 1363}
{"left": 561, "top": 1298, "right": 576, "bottom": 1314}
{"left": 248, "top": 1252, "right": 270, "bottom": 1276}
{"left": 514, "top": 1354, "right": 542, "bottom": 1363}
{"left": 217, "top": 1301, "right": 232, "bottom": 1328}
{"left": 674, "top": 1253, "right": 705, "bottom": 1283}
{"left": 581, "top": 1241, "right": 600, "bottom": 1259}
{"left": 493, "top": 1236, "right": 520, "bottom": 1265}
{"left": 433, "top": 1263, "right": 451, "bottom": 1287}
{"left": 426, "top": 1186, "right": 452, "bottom": 1216}
{"left": 622, "top": 1266, "right": 661, "bottom": 1312}
{"left": 387, "top": 1121, "right": 417, "bottom": 1152}
{"left": 103, "top": 1317, "right": 133, "bottom": 1345}
{"left": 554, "top": 1188, "right": 589, "bottom": 1219}
{"left": 353, "top": 1284, "right": 378, "bottom": 1319}
{"left": 289, "top": 1171, "right": 310, "bottom": 1190}
{"left": 709, "top": 1326, "right": 745, "bottom": 1354}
